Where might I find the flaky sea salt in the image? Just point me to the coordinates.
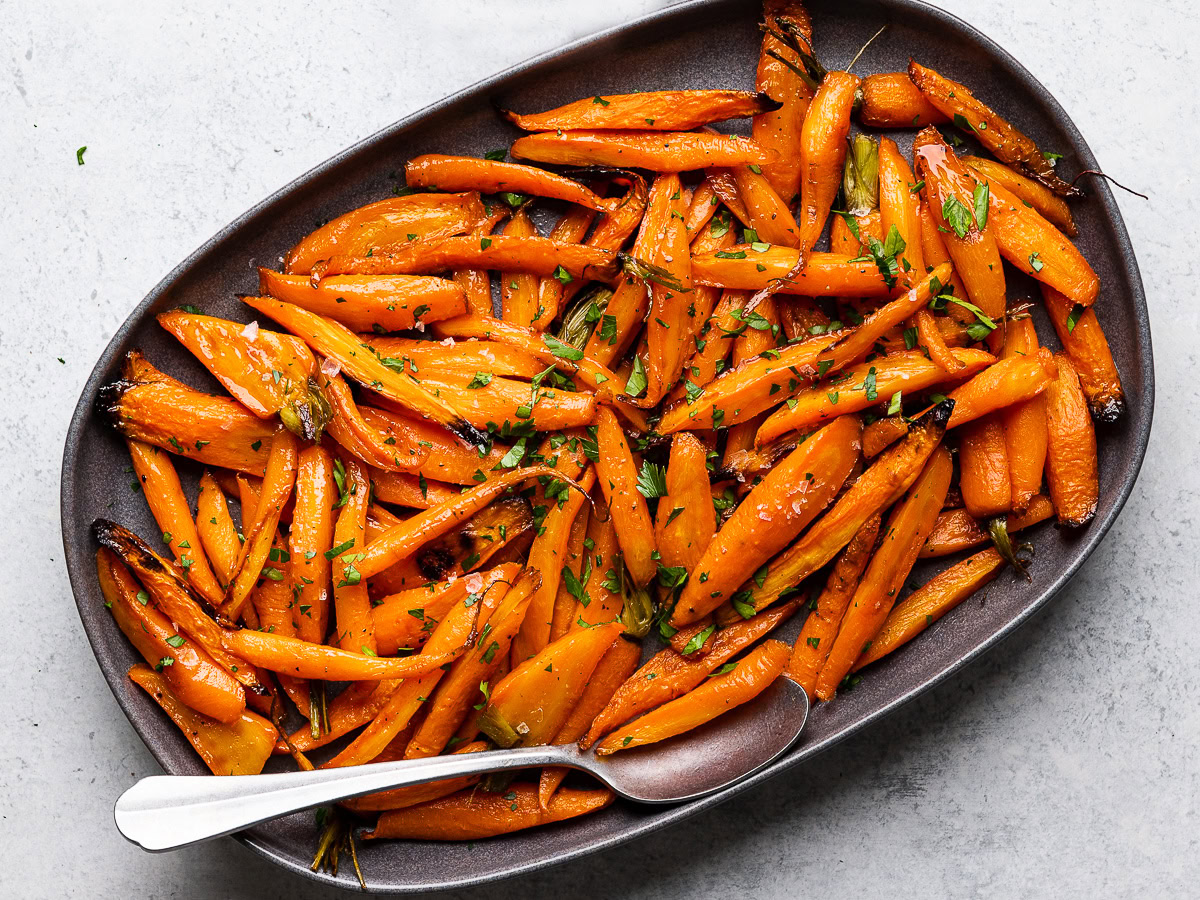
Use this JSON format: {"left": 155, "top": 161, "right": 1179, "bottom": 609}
{"left": 240, "top": 320, "right": 259, "bottom": 341}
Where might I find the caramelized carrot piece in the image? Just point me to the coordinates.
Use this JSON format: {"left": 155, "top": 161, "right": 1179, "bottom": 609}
{"left": 787, "top": 515, "right": 880, "bottom": 699}
{"left": 533, "top": 204, "right": 598, "bottom": 330}
{"left": 857, "top": 72, "right": 948, "bottom": 127}
{"left": 1044, "top": 353, "right": 1099, "bottom": 527}
{"left": 733, "top": 164, "right": 800, "bottom": 246}
{"left": 705, "top": 168, "right": 752, "bottom": 226}
{"left": 413, "top": 370, "right": 596, "bottom": 432}
{"left": 654, "top": 432, "right": 717, "bottom": 571}
{"left": 691, "top": 245, "right": 891, "bottom": 297}
{"left": 683, "top": 178, "right": 720, "bottom": 236}
{"left": 862, "top": 415, "right": 910, "bottom": 458}
{"left": 1001, "top": 317, "right": 1049, "bottom": 512}
{"left": 963, "top": 157, "right": 1076, "bottom": 235}
{"left": 796, "top": 71, "right": 861, "bottom": 264}
{"left": 915, "top": 309, "right": 964, "bottom": 373}
{"left": 671, "top": 415, "right": 861, "bottom": 628}
{"left": 362, "top": 335, "right": 545, "bottom": 380}
{"left": 284, "top": 192, "right": 487, "bottom": 274}
{"left": 283, "top": 443, "right": 334, "bottom": 645}
{"left": 814, "top": 445, "right": 953, "bottom": 699}
{"left": 220, "top": 629, "right": 464, "bottom": 681}
{"left": 753, "top": 0, "right": 814, "bottom": 202}
{"left": 855, "top": 548, "right": 1008, "bottom": 670}
{"left": 958, "top": 415, "right": 1011, "bottom": 520}
{"left": 454, "top": 206, "right": 507, "bottom": 316}
{"left": 569, "top": 494, "right": 625, "bottom": 631}
{"left": 595, "top": 639, "right": 789, "bottom": 754}
{"left": 509, "top": 130, "right": 775, "bottom": 171}
{"left": 321, "top": 374, "right": 426, "bottom": 473}
{"left": 641, "top": 173, "right": 693, "bottom": 405}
{"left": 330, "top": 458, "right": 374, "bottom": 654}
{"left": 666, "top": 288, "right": 746, "bottom": 404}
{"left": 503, "top": 89, "right": 779, "bottom": 132}
{"left": 127, "top": 664, "right": 274, "bottom": 776}
{"left": 498, "top": 208, "right": 541, "bottom": 327}
{"left": 920, "top": 495, "right": 1054, "bottom": 558}
{"left": 368, "top": 469, "right": 456, "bottom": 509}
{"left": 1041, "top": 285, "right": 1124, "bottom": 423}
{"left": 550, "top": 501, "right": 591, "bottom": 642}
{"left": 196, "top": 472, "right": 239, "bottom": 587}
{"left": 405, "top": 155, "right": 607, "bottom": 210}
{"left": 877, "top": 137, "right": 926, "bottom": 285}
{"left": 357, "top": 406, "right": 509, "bottom": 484}
{"left": 593, "top": 406, "right": 657, "bottom": 587}
{"left": 945, "top": 348, "right": 1057, "bottom": 429}
{"left": 364, "top": 784, "right": 614, "bottom": 841}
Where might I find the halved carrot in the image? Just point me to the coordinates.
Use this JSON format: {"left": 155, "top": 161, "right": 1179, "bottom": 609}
{"left": 196, "top": 472, "right": 240, "bottom": 587}
{"left": 453, "top": 206, "right": 508, "bottom": 316}
{"left": 569, "top": 492, "right": 625, "bottom": 630}
{"left": 683, "top": 178, "right": 720, "bottom": 236}
{"left": 369, "top": 469, "right": 456, "bottom": 509}
{"left": 915, "top": 309, "right": 964, "bottom": 373}
{"left": 595, "top": 639, "right": 789, "bottom": 754}
{"left": 330, "top": 458, "right": 374, "bottom": 655}
{"left": 945, "top": 348, "right": 1057, "bottom": 429}
{"left": 412, "top": 370, "right": 596, "bottom": 433}
{"left": 503, "top": 89, "right": 779, "bottom": 132}
{"left": 814, "top": 445, "right": 953, "bottom": 699}
{"left": 362, "top": 335, "right": 545, "bottom": 380}
{"left": 1040, "top": 285, "right": 1124, "bottom": 422}
{"left": 856, "top": 72, "right": 948, "bottom": 127}
{"left": 641, "top": 173, "right": 693, "bottom": 405}
{"left": 862, "top": 415, "right": 910, "bottom": 459}
{"left": 877, "top": 137, "right": 926, "bottom": 285}
{"left": 357, "top": 406, "right": 509, "bottom": 485}
{"left": 533, "top": 204, "right": 599, "bottom": 330}
{"left": 958, "top": 415, "right": 1011, "bottom": 519}
{"left": 920, "top": 495, "right": 1054, "bottom": 558}
{"left": 594, "top": 406, "right": 657, "bottom": 587}
{"left": 220, "top": 629, "right": 464, "bottom": 681}
{"left": 550, "top": 501, "right": 592, "bottom": 641}
{"left": 691, "top": 245, "right": 891, "bottom": 297}
{"left": 795, "top": 71, "right": 861, "bottom": 264}
{"left": 499, "top": 208, "right": 541, "bottom": 327}
{"left": 733, "top": 164, "right": 800, "bottom": 246}
{"left": 753, "top": 0, "right": 815, "bottom": 202}
{"left": 705, "top": 168, "right": 751, "bottom": 226}
{"left": 404, "top": 155, "right": 607, "bottom": 210}
{"left": 509, "top": 130, "right": 776, "bottom": 171}
{"left": 654, "top": 432, "right": 717, "bottom": 571}
{"left": 1001, "top": 316, "right": 1049, "bottom": 512}
{"left": 963, "top": 156, "right": 1076, "bottom": 235}
{"left": 1044, "top": 353, "right": 1099, "bottom": 527}
{"left": 321, "top": 374, "right": 428, "bottom": 473}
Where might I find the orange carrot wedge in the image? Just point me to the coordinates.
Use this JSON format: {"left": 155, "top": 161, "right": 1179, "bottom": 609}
{"left": 288, "top": 443, "right": 336, "bottom": 644}
{"left": 691, "top": 246, "right": 892, "bottom": 297}
{"left": 963, "top": 156, "right": 1076, "bottom": 235}
{"left": 654, "top": 432, "right": 717, "bottom": 571}
{"left": 877, "top": 137, "right": 926, "bottom": 285}
{"left": 330, "top": 458, "right": 375, "bottom": 655}
{"left": 945, "top": 348, "right": 1057, "bottom": 429}
{"left": 733, "top": 164, "right": 801, "bottom": 246}
{"left": 920, "top": 495, "right": 1054, "bottom": 558}
{"left": 534, "top": 204, "right": 599, "bottom": 330}
{"left": 1000, "top": 316, "right": 1049, "bottom": 513}
{"left": 220, "top": 629, "right": 465, "bottom": 681}
{"left": 958, "top": 415, "right": 1011, "bottom": 519}
{"left": 196, "top": 472, "right": 239, "bottom": 587}
{"left": 795, "top": 71, "right": 861, "bottom": 265}
{"left": 753, "top": 0, "right": 815, "bottom": 202}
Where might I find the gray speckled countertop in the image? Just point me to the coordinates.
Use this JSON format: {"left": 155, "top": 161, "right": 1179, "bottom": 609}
{"left": 3, "top": 0, "right": 1197, "bottom": 896}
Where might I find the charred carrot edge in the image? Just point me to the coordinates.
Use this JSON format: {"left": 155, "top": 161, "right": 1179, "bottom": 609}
{"left": 1044, "top": 353, "right": 1099, "bottom": 527}
{"left": 958, "top": 415, "right": 1012, "bottom": 519}
{"left": 503, "top": 89, "right": 780, "bottom": 132}
{"left": 963, "top": 156, "right": 1076, "bottom": 235}
{"left": 593, "top": 406, "right": 657, "bottom": 587}
{"left": 1041, "top": 285, "right": 1125, "bottom": 423}
{"left": 405, "top": 154, "right": 607, "bottom": 210}
{"left": 509, "top": 130, "right": 776, "bottom": 172}
{"left": 946, "top": 348, "right": 1057, "bottom": 429}
{"left": 857, "top": 72, "right": 948, "bottom": 128}
{"left": 196, "top": 472, "right": 240, "bottom": 588}
{"left": 595, "top": 639, "right": 789, "bottom": 754}
{"left": 854, "top": 548, "right": 1007, "bottom": 670}
{"left": 814, "top": 445, "right": 953, "bottom": 700}
{"left": 920, "top": 495, "right": 1054, "bottom": 559}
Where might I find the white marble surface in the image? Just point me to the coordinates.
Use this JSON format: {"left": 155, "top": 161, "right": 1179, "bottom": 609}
{"left": 3, "top": 0, "right": 1197, "bottom": 896}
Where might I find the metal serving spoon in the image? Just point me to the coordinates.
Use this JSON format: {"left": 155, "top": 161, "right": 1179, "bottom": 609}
{"left": 115, "top": 676, "right": 808, "bottom": 852}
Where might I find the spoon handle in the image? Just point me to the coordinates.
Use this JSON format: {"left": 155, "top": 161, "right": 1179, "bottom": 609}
{"left": 115, "top": 745, "right": 579, "bottom": 851}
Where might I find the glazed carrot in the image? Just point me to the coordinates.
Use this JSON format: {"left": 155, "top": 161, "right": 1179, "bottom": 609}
{"left": 746, "top": 402, "right": 951, "bottom": 611}
{"left": 795, "top": 71, "right": 861, "bottom": 263}
{"left": 733, "top": 164, "right": 800, "bottom": 246}
{"left": 282, "top": 444, "right": 334, "bottom": 645}
{"left": 225, "top": 428, "right": 298, "bottom": 622}
{"left": 196, "top": 472, "right": 239, "bottom": 587}
{"left": 595, "top": 639, "right": 789, "bottom": 754}
{"left": 877, "top": 137, "right": 926, "bottom": 285}
{"left": 314, "top": 234, "right": 619, "bottom": 283}
{"left": 1044, "top": 353, "right": 1099, "bottom": 527}
{"left": 321, "top": 375, "right": 425, "bottom": 473}
{"left": 503, "top": 89, "right": 779, "bottom": 132}
{"left": 550, "top": 500, "right": 591, "bottom": 641}
{"left": 363, "top": 335, "right": 545, "bottom": 380}
{"left": 364, "top": 784, "right": 614, "bottom": 841}
{"left": 916, "top": 192, "right": 970, "bottom": 318}
{"left": 669, "top": 619, "right": 717, "bottom": 659}
{"left": 405, "top": 573, "right": 537, "bottom": 758}
{"left": 357, "top": 405, "right": 509, "bottom": 484}
{"left": 533, "top": 204, "right": 598, "bottom": 330}
{"left": 220, "top": 629, "right": 464, "bottom": 681}
{"left": 908, "top": 60, "right": 1079, "bottom": 197}
{"left": 158, "top": 310, "right": 316, "bottom": 418}
{"left": 959, "top": 415, "right": 1011, "bottom": 519}
{"left": 705, "top": 168, "right": 752, "bottom": 226}
{"left": 284, "top": 192, "right": 487, "bottom": 274}
{"left": 242, "top": 296, "right": 486, "bottom": 445}
{"left": 753, "top": 0, "right": 814, "bottom": 202}
{"left": 509, "top": 130, "right": 775, "bottom": 171}
{"left": 98, "top": 548, "right": 246, "bottom": 723}
{"left": 102, "top": 351, "right": 273, "bottom": 476}
{"left": 581, "top": 171, "right": 650, "bottom": 258}
{"left": 453, "top": 207, "right": 507, "bottom": 316}
{"left": 1041, "top": 285, "right": 1124, "bottom": 422}
{"left": 981, "top": 178, "right": 1099, "bottom": 306}
{"left": 642, "top": 173, "right": 693, "bottom": 405}
{"left": 862, "top": 416, "right": 909, "bottom": 458}
{"left": 671, "top": 415, "right": 861, "bottom": 627}
{"left": 915, "top": 309, "right": 963, "bottom": 373}
{"left": 1001, "top": 317, "right": 1049, "bottom": 512}
{"left": 480, "top": 622, "right": 625, "bottom": 747}
{"left": 814, "top": 445, "right": 952, "bottom": 699}
{"left": 258, "top": 269, "right": 467, "bottom": 333}
{"left": 368, "top": 469, "right": 456, "bottom": 509}
{"left": 963, "top": 157, "right": 1076, "bottom": 235}
{"left": 920, "top": 494, "right": 1054, "bottom": 558}
{"left": 787, "top": 514, "right": 881, "bottom": 699}
{"left": 127, "top": 664, "right": 274, "bottom": 776}
{"left": 654, "top": 432, "right": 717, "bottom": 571}
{"left": 856, "top": 72, "right": 948, "bottom": 127}
{"left": 945, "top": 348, "right": 1057, "bottom": 429}
{"left": 330, "top": 458, "right": 374, "bottom": 655}
{"left": 405, "top": 155, "right": 607, "bottom": 210}
{"left": 357, "top": 466, "right": 575, "bottom": 579}
{"left": 854, "top": 548, "right": 1008, "bottom": 670}
{"left": 593, "top": 406, "right": 657, "bottom": 587}
{"left": 691, "top": 246, "right": 891, "bottom": 297}
{"left": 756, "top": 348, "right": 992, "bottom": 438}
{"left": 497, "top": 208, "right": 541, "bottom": 327}
{"left": 413, "top": 370, "right": 596, "bottom": 432}
{"left": 684, "top": 179, "right": 720, "bottom": 236}
{"left": 829, "top": 209, "right": 878, "bottom": 254}
{"left": 127, "top": 439, "right": 224, "bottom": 607}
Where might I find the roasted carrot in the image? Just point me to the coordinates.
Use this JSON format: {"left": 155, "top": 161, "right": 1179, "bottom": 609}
{"left": 683, "top": 178, "right": 721, "bottom": 236}
{"left": 963, "top": 157, "right": 1076, "bottom": 235}
{"left": 221, "top": 629, "right": 464, "bottom": 681}
{"left": 498, "top": 208, "right": 541, "bottom": 327}
{"left": 733, "top": 164, "right": 800, "bottom": 246}
{"left": 534, "top": 204, "right": 599, "bottom": 330}
{"left": 814, "top": 445, "right": 952, "bottom": 699}
{"left": 593, "top": 406, "right": 657, "bottom": 587}
{"left": 671, "top": 415, "right": 861, "bottom": 627}
{"left": 356, "top": 405, "right": 509, "bottom": 484}
{"left": 550, "top": 500, "right": 592, "bottom": 642}
{"left": 509, "top": 129, "right": 775, "bottom": 171}
{"left": 503, "top": 89, "right": 779, "bottom": 132}
{"left": 369, "top": 469, "right": 456, "bottom": 509}
{"left": 920, "top": 495, "right": 1054, "bottom": 558}
{"left": 196, "top": 472, "right": 240, "bottom": 587}
{"left": 877, "top": 137, "right": 926, "bottom": 285}
{"left": 705, "top": 168, "right": 751, "bottom": 227}
{"left": 856, "top": 72, "right": 948, "bottom": 127}
{"left": 362, "top": 335, "right": 545, "bottom": 380}
{"left": 1044, "top": 353, "right": 1099, "bottom": 527}
{"left": 1041, "top": 285, "right": 1124, "bottom": 422}
{"left": 691, "top": 245, "right": 892, "bottom": 297}
{"left": 641, "top": 173, "right": 693, "bottom": 405}
{"left": 595, "top": 639, "right": 789, "bottom": 754}
{"left": 321, "top": 374, "right": 425, "bottom": 473}
{"left": 915, "top": 308, "right": 964, "bottom": 373}
{"left": 862, "top": 415, "right": 909, "bottom": 459}
{"left": 127, "top": 664, "right": 274, "bottom": 776}
{"left": 945, "top": 348, "right": 1057, "bottom": 429}
{"left": 285, "top": 443, "right": 335, "bottom": 643}
{"left": 405, "top": 154, "right": 607, "bottom": 210}
{"left": 654, "top": 432, "right": 717, "bottom": 571}
{"left": 329, "top": 458, "right": 375, "bottom": 655}
{"left": 454, "top": 209, "right": 506, "bottom": 316}
{"left": 753, "top": 0, "right": 815, "bottom": 202}
{"left": 958, "top": 414, "right": 1011, "bottom": 519}
{"left": 411, "top": 370, "right": 596, "bottom": 433}
{"left": 1001, "top": 317, "right": 1049, "bottom": 512}
{"left": 854, "top": 548, "right": 1008, "bottom": 670}
{"left": 568, "top": 493, "right": 626, "bottom": 631}
{"left": 795, "top": 70, "right": 861, "bottom": 265}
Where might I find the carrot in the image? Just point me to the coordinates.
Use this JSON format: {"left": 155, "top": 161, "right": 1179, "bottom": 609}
{"left": 410, "top": 370, "right": 596, "bottom": 432}
{"left": 102, "top": 351, "right": 274, "bottom": 476}
{"left": 908, "top": 60, "right": 1079, "bottom": 197}
{"left": 127, "top": 439, "right": 224, "bottom": 607}
{"left": 753, "top": 0, "right": 815, "bottom": 202}
{"left": 368, "top": 469, "right": 456, "bottom": 509}
{"left": 362, "top": 335, "right": 545, "bottom": 380}
{"left": 241, "top": 296, "right": 485, "bottom": 445}
{"left": 671, "top": 415, "right": 861, "bottom": 628}
{"left": 959, "top": 413, "right": 1011, "bottom": 520}
{"left": 640, "top": 173, "right": 693, "bottom": 405}
{"left": 321, "top": 374, "right": 425, "bottom": 473}
{"left": 595, "top": 639, "right": 789, "bottom": 754}
{"left": 705, "top": 168, "right": 752, "bottom": 227}
{"left": 330, "top": 458, "right": 375, "bottom": 654}
{"left": 666, "top": 288, "right": 747, "bottom": 404}
{"left": 691, "top": 243, "right": 893, "bottom": 298}
{"left": 746, "top": 401, "right": 951, "bottom": 612}
{"left": 1001, "top": 317, "right": 1049, "bottom": 512}
{"left": 862, "top": 415, "right": 909, "bottom": 458}
{"left": 127, "top": 664, "right": 274, "bottom": 776}
{"left": 945, "top": 348, "right": 1057, "bottom": 429}
{"left": 655, "top": 433, "right": 717, "bottom": 571}
{"left": 503, "top": 89, "right": 779, "bottom": 132}
{"left": 853, "top": 547, "right": 1008, "bottom": 670}
{"left": 1041, "top": 285, "right": 1124, "bottom": 422}
{"left": 593, "top": 406, "right": 657, "bottom": 587}
{"left": 497, "top": 208, "right": 541, "bottom": 327}
{"left": 364, "top": 783, "right": 614, "bottom": 841}
{"left": 581, "top": 171, "right": 650, "bottom": 257}
{"left": 856, "top": 72, "right": 948, "bottom": 127}
{"left": 196, "top": 472, "right": 239, "bottom": 587}
{"left": 287, "top": 444, "right": 336, "bottom": 643}
{"left": 794, "top": 70, "right": 861, "bottom": 267}
{"left": 405, "top": 154, "right": 607, "bottom": 210}
{"left": 284, "top": 192, "right": 487, "bottom": 274}
{"left": 814, "top": 445, "right": 953, "bottom": 699}
{"left": 454, "top": 208, "right": 506, "bottom": 316}
{"left": 257, "top": 269, "right": 467, "bottom": 333}
{"left": 877, "top": 137, "right": 926, "bottom": 285}
{"left": 533, "top": 204, "right": 599, "bottom": 330}
{"left": 733, "top": 164, "right": 800, "bottom": 246}
{"left": 963, "top": 157, "right": 1076, "bottom": 235}
{"left": 1044, "top": 353, "right": 1099, "bottom": 527}
{"left": 915, "top": 309, "right": 963, "bottom": 373}
{"left": 220, "top": 629, "right": 465, "bottom": 681}
{"left": 787, "top": 514, "right": 881, "bottom": 699}
{"left": 920, "top": 495, "right": 1054, "bottom": 558}
{"left": 684, "top": 178, "right": 720, "bottom": 236}
{"left": 509, "top": 130, "right": 775, "bottom": 171}
{"left": 356, "top": 405, "right": 510, "bottom": 484}
{"left": 550, "top": 499, "right": 592, "bottom": 642}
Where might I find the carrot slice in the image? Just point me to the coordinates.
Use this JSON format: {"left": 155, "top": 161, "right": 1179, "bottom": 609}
{"left": 196, "top": 472, "right": 240, "bottom": 587}
{"left": 963, "top": 157, "right": 1076, "bottom": 235}
{"left": 958, "top": 415, "right": 1012, "bottom": 519}
{"left": 534, "top": 204, "right": 599, "bottom": 330}
{"left": 795, "top": 71, "right": 861, "bottom": 263}
{"left": 877, "top": 137, "right": 926, "bottom": 285}
{"left": 499, "top": 207, "right": 541, "bottom": 327}
{"left": 330, "top": 458, "right": 375, "bottom": 654}
{"left": 733, "top": 164, "right": 801, "bottom": 246}
{"left": 220, "top": 629, "right": 464, "bottom": 681}
{"left": 654, "top": 432, "right": 717, "bottom": 571}
{"left": 945, "top": 349, "right": 1057, "bottom": 429}
{"left": 920, "top": 495, "right": 1054, "bottom": 558}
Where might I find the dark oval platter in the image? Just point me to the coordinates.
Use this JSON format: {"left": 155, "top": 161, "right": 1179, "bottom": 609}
{"left": 61, "top": 0, "right": 1153, "bottom": 892}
